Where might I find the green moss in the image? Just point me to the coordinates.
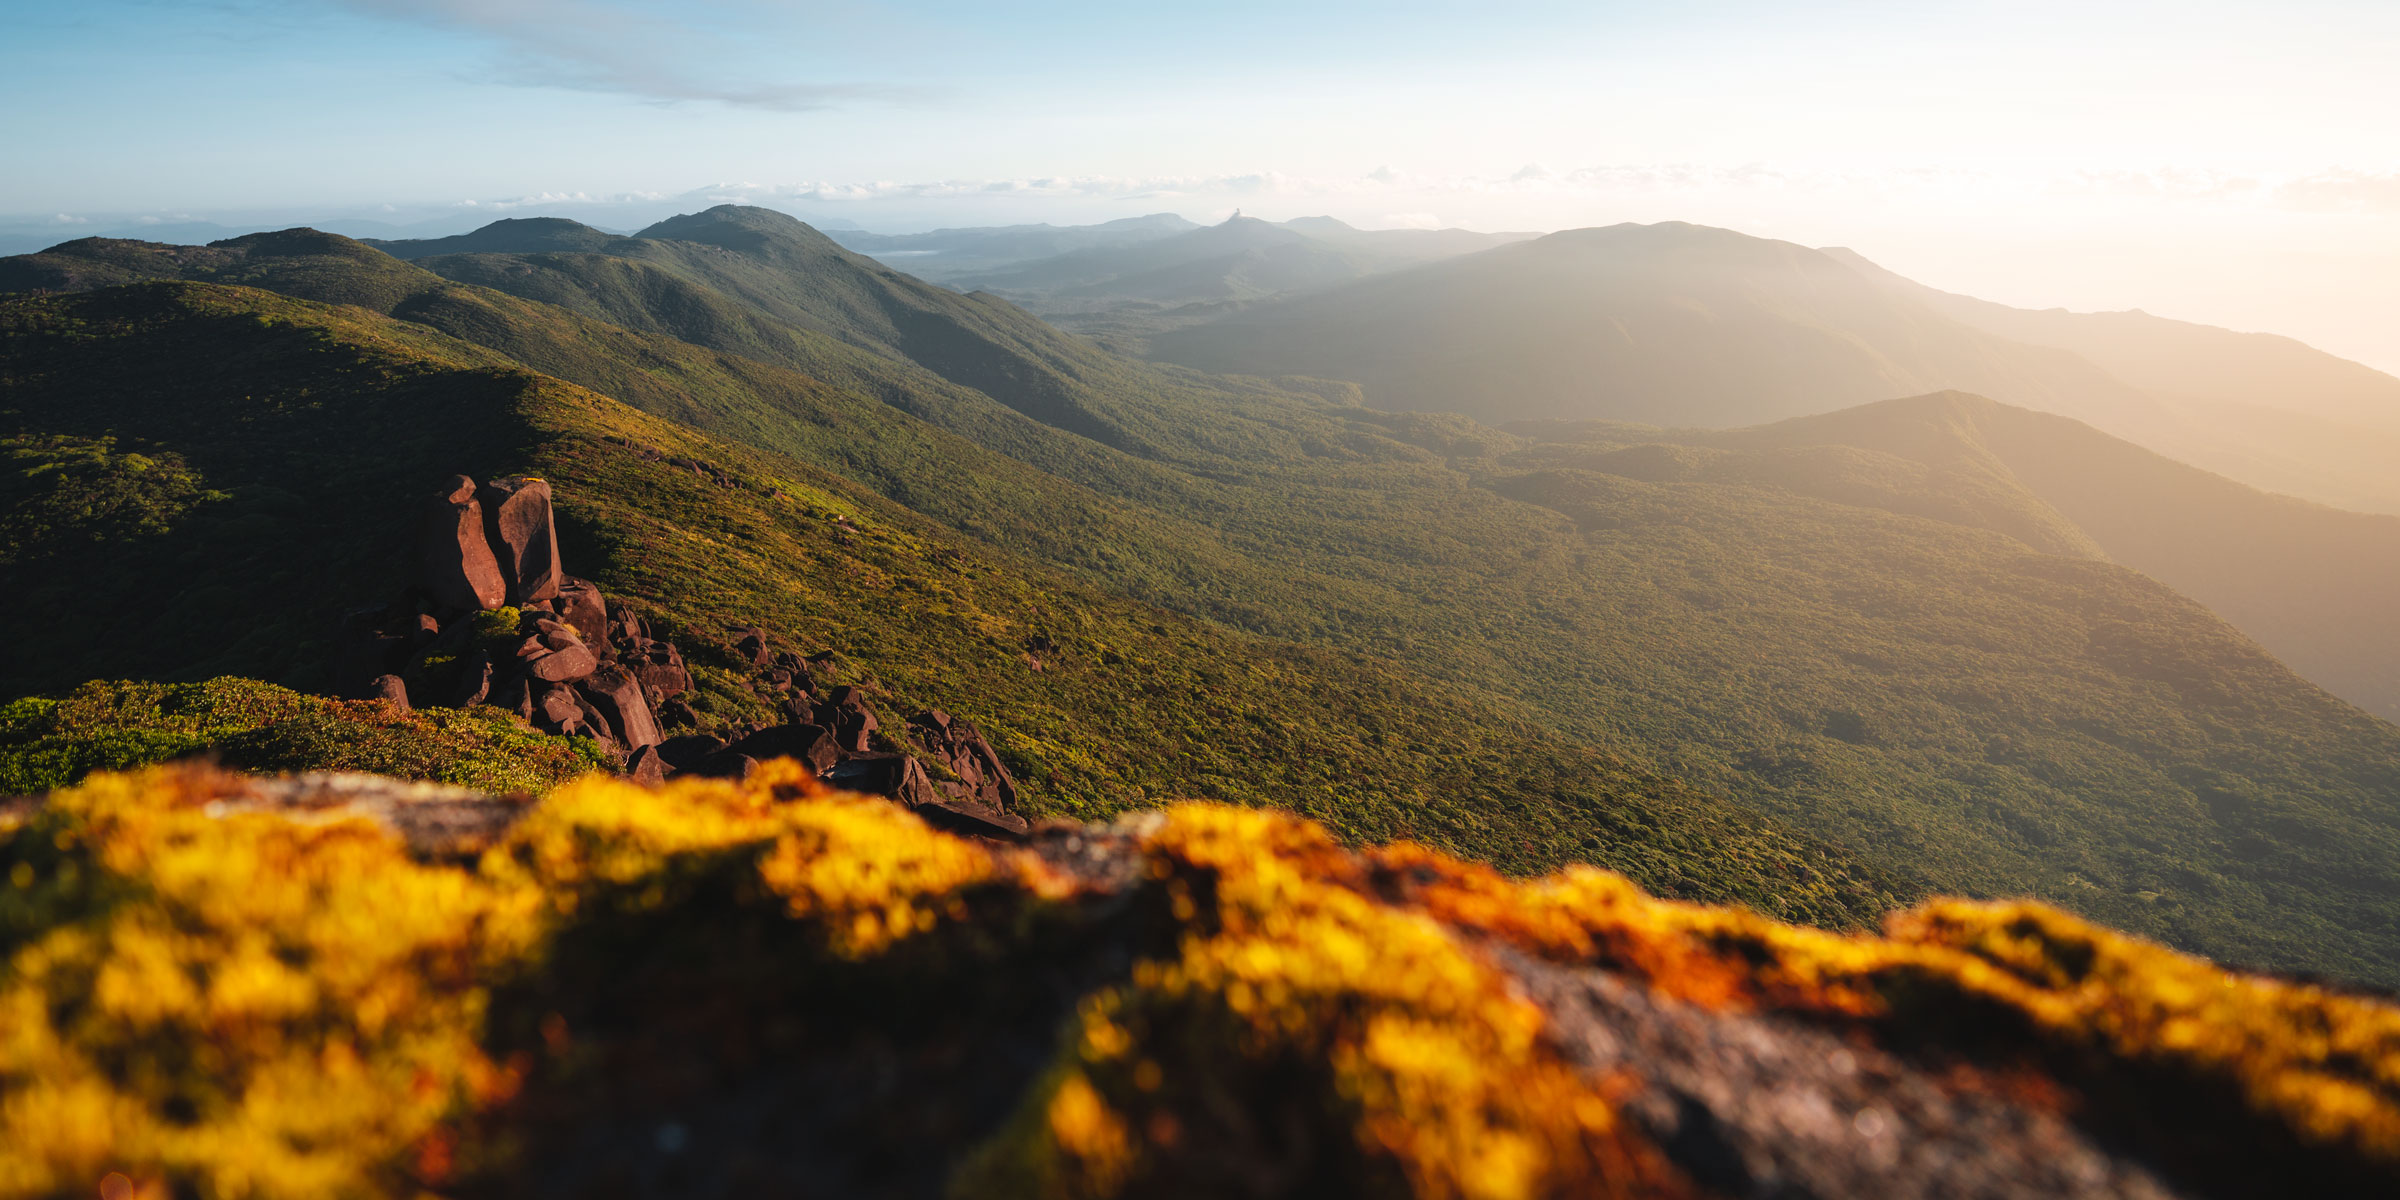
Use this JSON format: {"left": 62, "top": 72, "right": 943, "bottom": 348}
{"left": 0, "top": 678, "right": 601, "bottom": 795}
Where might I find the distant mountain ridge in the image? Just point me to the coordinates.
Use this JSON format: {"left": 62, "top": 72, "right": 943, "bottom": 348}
{"left": 1149, "top": 220, "right": 2400, "bottom": 515}
{"left": 1514, "top": 391, "right": 2400, "bottom": 722}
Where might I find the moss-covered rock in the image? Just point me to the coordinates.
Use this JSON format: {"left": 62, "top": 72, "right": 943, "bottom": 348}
{"left": 0, "top": 763, "right": 2392, "bottom": 1198}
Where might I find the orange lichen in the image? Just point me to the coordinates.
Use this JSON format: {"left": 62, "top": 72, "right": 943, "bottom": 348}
{"left": 5, "top": 768, "right": 2399, "bottom": 1199}
{"left": 960, "top": 804, "right": 1679, "bottom": 1200}
{"left": 1371, "top": 835, "right": 2400, "bottom": 1166}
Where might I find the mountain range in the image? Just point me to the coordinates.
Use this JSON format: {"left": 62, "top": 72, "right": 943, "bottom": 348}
{"left": 8, "top": 205, "right": 2400, "bottom": 988}
{"left": 1147, "top": 221, "right": 2400, "bottom": 516}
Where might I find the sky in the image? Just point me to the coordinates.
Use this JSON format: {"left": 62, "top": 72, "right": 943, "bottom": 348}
{"left": 4, "top": 0, "right": 2398, "bottom": 371}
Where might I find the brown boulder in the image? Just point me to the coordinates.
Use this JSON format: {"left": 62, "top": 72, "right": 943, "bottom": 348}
{"left": 477, "top": 476, "right": 564, "bottom": 604}
{"left": 727, "top": 724, "right": 841, "bottom": 775}
{"left": 907, "top": 709, "right": 1020, "bottom": 811}
{"left": 733, "top": 626, "right": 771, "bottom": 667}
{"left": 626, "top": 745, "right": 667, "bottom": 787}
{"left": 537, "top": 684, "right": 583, "bottom": 729}
{"left": 367, "top": 674, "right": 410, "bottom": 711}
{"left": 418, "top": 475, "right": 508, "bottom": 613}
{"left": 609, "top": 609, "right": 650, "bottom": 646}
{"left": 656, "top": 735, "right": 726, "bottom": 773}
{"left": 822, "top": 754, "right": 943, "bottom": 809}
{"left": 627, "top": 640, "right": 691, "bottom": 700}
{"left": 556, "top": 577, "right": 610, "bottom": 648}
{"left": 526, "top": 642, "right": 598, "bottom": 683}
{"left": 816, "top": 686, "right": 879, "bottom": 753}
{"left": 654, "top": 696, "right": 698, "bottom": 729}
{"left": 578, "top": 664, "right": 662, "bottom": 751}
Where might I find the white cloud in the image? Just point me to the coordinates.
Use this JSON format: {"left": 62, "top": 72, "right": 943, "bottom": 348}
{"left": 2272, "top": 170, "right": 2400, "bottom": 214}
{"left": 328, "top": 0, "right": 918, "bottom": 111}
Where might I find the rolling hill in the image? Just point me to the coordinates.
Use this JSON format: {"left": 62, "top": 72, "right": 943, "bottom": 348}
{"left": 1827, "top": 247, "right": 2400, "bottom": 514}
{"left": 0, "top": 279, "right": 1895, "bottom": 920}
{"left": 9, "top": 219, "right": 2400, "bottom": 986}
{"left": 1149, "top": 221, "right": 2400, "bottom": 514}
{"left": 1509, "top": 391, "right": 2400, "bottom": 723}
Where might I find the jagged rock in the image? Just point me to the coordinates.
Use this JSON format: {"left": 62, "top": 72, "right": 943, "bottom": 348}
{"left": 608, "top": 609, "right": 650, "bottom": 647}
{"left": 822, "top": 753, "right": 944, "bottom": 809}
{"left": 526, "top": 642, "right": 598, "bottom": 683}
{"left": 627, "top": 641, "right": 690, "bottom": 700}
{"left": 727, "top": 724, "right": 841, "bottom": 775}
{"left": 626, "top": 745, "right": 667, "bottom": 787}
{"left": 817, "top": 686, "right": 879, "bottom": 753}
{"left": 537, "top": 684, "right": 583, "bottom": 729}
{"left": 908, "top": 709, "right": 1021, "bottom": 811}
{"left": 556, "top": 577, "right": 609, "bottom": 648}
{"left": 577, "top": 663, "right": 661, "bottom": 751}
{"left": 366, "top": 674, "right": 410, "bottom": 710}
{"left": 477, "top": 476, "right": 564, "bottom": 604}
{"left": 654, "top": 696, "right": 698, "bottom": 729}
{"left": 417, "top": 475, "right": 508, "bottom": 613}
{"left": 567, "top": 689, "right": 616, "bottom": 749}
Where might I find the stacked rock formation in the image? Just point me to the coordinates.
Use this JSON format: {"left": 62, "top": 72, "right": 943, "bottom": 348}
{"left": 337, "top": 474, "right": 685, "bottom": 761}
{"left": 337, "top": 474, "right": 1027, "bottom": 839}
{"left": 654, "top": 635, "right": 1027, "bottom": 841}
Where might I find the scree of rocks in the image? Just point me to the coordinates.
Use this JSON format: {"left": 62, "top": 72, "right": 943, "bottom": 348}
{"left": 334, "top": 473, "right": 1028, "bottom": 841}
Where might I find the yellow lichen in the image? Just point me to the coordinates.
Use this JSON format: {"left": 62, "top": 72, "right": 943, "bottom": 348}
{"left": 959, "top": 804, "right": 1667, "bottom": 1200}
{"left": 5, "top": 768, "right": 2398, "bottom": 1199}
{"left": 0, "top": 761, "right": 1012, "bottom": 1198}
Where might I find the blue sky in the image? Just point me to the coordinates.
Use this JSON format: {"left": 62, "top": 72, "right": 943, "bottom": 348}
{"left": 4, "top": 1, "right": 2398, "bottom": 369}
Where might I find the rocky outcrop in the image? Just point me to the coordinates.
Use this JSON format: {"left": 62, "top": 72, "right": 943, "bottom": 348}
{"left": 476, "top": 476, "right": 564, "bottom": 604}
{"left": 908, "top": 709, "right": 1020, "bottom": 810}
{"left": 12, "top": 764, "right": 2394, "bottom": 1198}
{"left": 417, "top": 475, "right": 507, "bottom": 613}
{"left": 338, "top": 475, "right": 1030, "bottom": 822}
{"left": 339, "top": 474, "right": 686, "bottom": 757}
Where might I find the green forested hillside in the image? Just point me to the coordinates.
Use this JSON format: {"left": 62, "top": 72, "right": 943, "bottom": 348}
{"left": 1679, "top": 392, "right": 2400, "bottom": 723}
{"left": 7, "top": 224, "right": 2400, "bottom": 985}
{"left": 0, "top": 280, "right": 1898, "bottom": 924}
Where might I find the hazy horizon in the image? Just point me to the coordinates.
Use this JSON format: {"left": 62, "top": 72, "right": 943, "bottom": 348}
{"left": 6, "top": 0, "right": 2397, "bottom": 373}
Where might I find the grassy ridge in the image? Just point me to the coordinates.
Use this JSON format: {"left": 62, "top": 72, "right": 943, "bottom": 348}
{"left": 8, "top": 229, "right": 2400, "bottom": 984}
{"left": 0, "top": 280, "right": 1897, "bottom": 924}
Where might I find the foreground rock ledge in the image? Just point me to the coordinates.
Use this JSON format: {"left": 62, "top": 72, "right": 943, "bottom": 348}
{"left": 1, "top": 763, "right": 2395, "bottom": 1200}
